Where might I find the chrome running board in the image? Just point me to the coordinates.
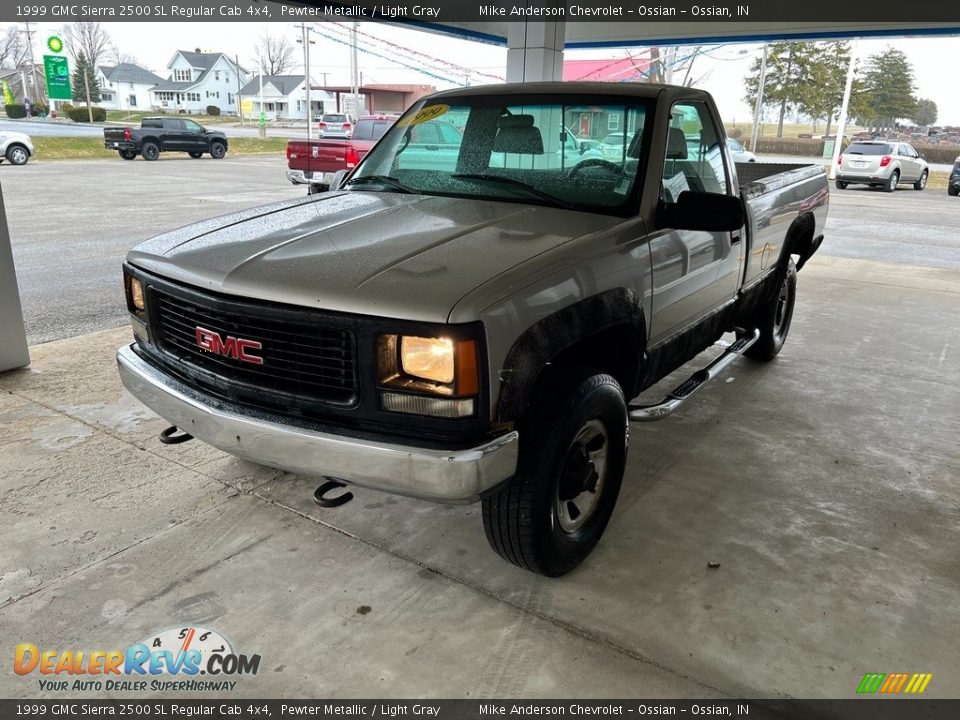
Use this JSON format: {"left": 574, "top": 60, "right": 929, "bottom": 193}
{"left": 628, "top": 328, "right": 760, "bottom": 423}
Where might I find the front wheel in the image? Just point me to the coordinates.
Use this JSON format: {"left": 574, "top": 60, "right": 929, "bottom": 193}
{"left": 914, "top": 170, "right": 928, "bottom": 191}
{"left": 482, "top": 370, "right": 627, "bottom": 577}
{"left": 884, "top": 170, "right": 900, "bottom": 193}
{"left": 209, "top": 141, "right": 226, "bottom": 159}
{"left": 6, "top": 144, "right": 29, "bottom": 165}
{"left": 745, "top": 259, "right": 797, "bottom": 361}
{"left": 949, "top": 185, "right": 960, "bottom": 197}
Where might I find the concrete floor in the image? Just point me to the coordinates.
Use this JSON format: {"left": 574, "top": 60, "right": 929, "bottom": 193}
{"left": 1, "top": 255, "right": 958, "bottom": 700}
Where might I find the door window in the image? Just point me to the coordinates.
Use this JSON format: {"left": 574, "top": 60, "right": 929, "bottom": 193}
{"left": 183, "top": 119, "right": 203, "bottom": 133}
{"left": 661, "top": 100, "right": 728, "bottom": 203}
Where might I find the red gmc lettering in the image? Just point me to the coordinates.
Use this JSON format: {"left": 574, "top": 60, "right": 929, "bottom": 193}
{"left": 194, "top": 326, "right": 263, "bottom": 365}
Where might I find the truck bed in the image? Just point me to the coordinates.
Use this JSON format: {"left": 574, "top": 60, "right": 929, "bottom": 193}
{"left": 737, "top": 162, "right": 826, "bottom": 199}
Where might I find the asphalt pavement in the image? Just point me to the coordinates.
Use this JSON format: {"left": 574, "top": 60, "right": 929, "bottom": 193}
{"left": 4, "top": 154, "right": 960, "bottom": 345}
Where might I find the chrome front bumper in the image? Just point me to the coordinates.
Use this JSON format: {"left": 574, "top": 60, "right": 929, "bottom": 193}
{"left": 117, "top": 344, "right": 518, "bottom": 503}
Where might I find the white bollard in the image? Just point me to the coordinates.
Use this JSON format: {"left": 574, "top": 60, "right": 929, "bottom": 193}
{"left": 0, "top": 182, "right": 30, "bottom": 371}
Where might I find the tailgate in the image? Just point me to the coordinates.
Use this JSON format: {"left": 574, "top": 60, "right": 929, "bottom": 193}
{"left": 103, "top": 128, "right": 127, "bottom": 141}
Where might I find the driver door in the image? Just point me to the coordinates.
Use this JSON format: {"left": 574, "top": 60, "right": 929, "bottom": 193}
{"left": 648, "top": 99, "right": 743, "bottom": 342}
{"left": 182, "top": 119, "right": 207, "bottom": 152}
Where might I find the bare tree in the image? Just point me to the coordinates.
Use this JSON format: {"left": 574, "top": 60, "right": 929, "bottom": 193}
{"left": 61, "top": 22, "right": 112, "bottom": 72}
{"left": 255, "top": 32, "right": 295, "bottom": 76}
{"left": 0, "top": 25, "right": 29, "bottom": 69}
{"left": 108, "top": 43, "right": 140, "bottom": 66}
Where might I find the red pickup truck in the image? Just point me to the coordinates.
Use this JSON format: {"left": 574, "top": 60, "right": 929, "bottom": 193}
{"left": 286, "top": 114, "right": 397, "bottom": 193}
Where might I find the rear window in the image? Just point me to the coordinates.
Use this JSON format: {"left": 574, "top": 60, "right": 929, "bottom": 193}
{"left": 351, "top": 118, "right": 394, "bottom": 141}
{"left": 846, "top": 143, "right": 893, "bottom": 155}
{"left": 323, "top": 114, "right": 348, "bottom": 123}
{"left": 602, "top": 134, "right": 625, "bottom": 145}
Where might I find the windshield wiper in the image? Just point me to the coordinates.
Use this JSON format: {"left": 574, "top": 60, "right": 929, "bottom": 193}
{"left": 343, "top": 175, "right": 415, "bottom": 194}
{"left": 450, "top": 173, "right": 574, "bottom": 210}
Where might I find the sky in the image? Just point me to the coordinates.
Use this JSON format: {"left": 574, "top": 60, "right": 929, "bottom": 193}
{"left": 18, "top": 21, "right": 960, "bottom": 125}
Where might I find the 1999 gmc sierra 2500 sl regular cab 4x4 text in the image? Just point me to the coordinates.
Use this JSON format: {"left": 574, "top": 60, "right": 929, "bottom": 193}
{"left": 117, "top": 83, "right": 827, "bottom": 576}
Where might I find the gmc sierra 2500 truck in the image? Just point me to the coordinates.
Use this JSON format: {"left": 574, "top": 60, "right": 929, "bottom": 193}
{"left": 118, "top": 83, "right": 827, "bottom": 576}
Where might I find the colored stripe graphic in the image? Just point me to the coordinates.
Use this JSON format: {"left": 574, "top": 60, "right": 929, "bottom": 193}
{"left": 858, "top": 672, "right": 932, "bottom": 694}
{"left": 857, "top": 673, "right": 885, "bottom": 693}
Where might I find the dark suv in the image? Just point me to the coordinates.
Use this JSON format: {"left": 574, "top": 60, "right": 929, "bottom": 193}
{"left": 950, "top": 156, "right": 960, "bottom": 196}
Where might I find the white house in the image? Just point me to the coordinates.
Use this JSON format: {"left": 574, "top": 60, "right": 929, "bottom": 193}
{"left": 237, "top": 75, "right": 335, "bottom": 121}
{"left": 150, "top": 50, "right": 249, "bottom": 115}
{"left": 95, "top": 63, "right": 164, "bottom": 111}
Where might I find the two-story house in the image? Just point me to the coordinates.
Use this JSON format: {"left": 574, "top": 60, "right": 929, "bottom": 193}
{"left": 150, "top": 50, "right": 249, "bottom": 114}
{"left": 95, "top": 63, "right": 164, "bottom": 111}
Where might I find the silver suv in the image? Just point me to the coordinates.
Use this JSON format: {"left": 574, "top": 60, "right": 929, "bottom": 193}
{"left": 318, "top": 113, "right": 353, "bottom": 138}
{"left": 836, "top": 140, "right": 929, "bottom": 192}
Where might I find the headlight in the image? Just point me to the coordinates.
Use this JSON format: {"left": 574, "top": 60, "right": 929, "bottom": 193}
{"left": 124, "top": 272, "right": 145, "bottom": 313}
{"left": 400, "top": 336, "right": 455, "bottom": 384}
{"left": 377, "top": 333, "right": 480, "bottom": 416}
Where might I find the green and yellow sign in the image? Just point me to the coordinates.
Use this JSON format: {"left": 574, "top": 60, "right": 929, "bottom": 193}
{"left": 43, "top": 55, "right": 72, "bottom": 101}
{"left": 47, "top": 35, "right": 64, "bottom": 54}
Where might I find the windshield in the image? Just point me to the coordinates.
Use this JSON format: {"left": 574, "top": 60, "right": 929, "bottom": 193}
{"left": 350, "top": 97, "right": 651, "bottom": 213}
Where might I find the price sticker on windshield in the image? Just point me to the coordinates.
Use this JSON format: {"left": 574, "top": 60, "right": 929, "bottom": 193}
{"left": 396, "top": 104, "right": 450, "bottom": 128}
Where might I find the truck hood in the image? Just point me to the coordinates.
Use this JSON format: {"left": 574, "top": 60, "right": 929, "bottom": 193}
{"left": 128, "top": 191, "right": 619, "bottom": 323}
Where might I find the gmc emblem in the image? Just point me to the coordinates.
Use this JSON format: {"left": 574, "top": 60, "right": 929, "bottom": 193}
{"left": 194, "top": 326, "right": 264, "bottom": 365}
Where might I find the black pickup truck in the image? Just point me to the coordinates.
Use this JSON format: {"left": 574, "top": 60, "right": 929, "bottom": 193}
{"left": 103, "top": 117, "right": 228, "bottom": 161}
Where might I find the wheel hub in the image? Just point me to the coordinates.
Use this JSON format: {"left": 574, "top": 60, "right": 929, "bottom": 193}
{"left": 555, "top": 420, "right": 609, "bottom": 533}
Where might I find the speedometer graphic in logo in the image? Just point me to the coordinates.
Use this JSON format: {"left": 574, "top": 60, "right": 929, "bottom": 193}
{"left": 141, "top": 626, "right": 232, "bottom": 672}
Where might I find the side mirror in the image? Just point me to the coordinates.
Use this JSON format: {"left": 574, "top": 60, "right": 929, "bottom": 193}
{"left": 330, "top": 169, "right": 349, "bottom": 190}
{"left": 657, "top": 191, "right": 744, "bottom": 233}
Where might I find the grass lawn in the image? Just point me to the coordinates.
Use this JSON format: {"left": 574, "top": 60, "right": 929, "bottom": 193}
{"left": 33, "top": 136, "right": 287, "bottom": 160}
{"left": 105, "top": 110, "right": 242, "bottom": 125}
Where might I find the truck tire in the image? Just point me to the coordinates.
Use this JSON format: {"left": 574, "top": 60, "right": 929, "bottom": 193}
{"left": 6, "top": 144, "right": 30, "bottom": 165}
{"left": 914, "top": 170, "right": 928, "bottom": 191}
{"left": 209, "top": 141, "right": 226, "bottom": 159}
{"left": 482, "top": 370, "right": 627, "bottom": 576}
{"left": 835, "top": 180, "right": 848, "bottom": 190}
{"left": 745, "top": 259, "right": 797, "bottom": 361}
{"left": 188, "top": 151, "right": 204, "bottom": 159}
{"left": 950, "top": 185, "right": 960, "bottom": 197}
{"left": 119, "top": 149, "right": 137, "bottom": 160}
{"left": 884, "top": 170, "right": 899, "bottom": 193}
{"left": 307, "top": 183, "right": 329, "bottom": 195}
{"left": 141, "top": 142, "right": 160, "bottom": 161}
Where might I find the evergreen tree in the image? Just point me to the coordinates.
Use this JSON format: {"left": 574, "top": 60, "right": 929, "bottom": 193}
{"left": 857, "top": 48, "right": 917, "bottom": 130}
{"left": 913, "top": 99, "right": 937, "bottom": 127}
{"left": 743, "top": 41, "right": 818, "bottom": 138}
{"left": 71, "top": 50, "right": 101, "bottom": 108}
{"left": 799, "top": 42, "right": 851, "bottom": 137}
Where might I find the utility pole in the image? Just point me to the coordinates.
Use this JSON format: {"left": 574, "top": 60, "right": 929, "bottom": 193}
{"left": 297, "top": 23, "right": 315, "bottom": 141}
{"left": 83, "top": 67, "right": 93, "bottom": 122}
{"left": 750, "top": 43, "right": 769, "bottom": 154}
{"left": 350, "top": 22, "right": 359, "bottom": 117}
{"left": 21, "top": 22, "right": 41, "bottom": 104}
{"left": 235, "top": 53, "right": 244, "bottom": 125}
{"left": 829, "top": 41, "right": 859, "bottom": 181}
{"left": 258, "top": 61, "right": 265, "bottom": 139}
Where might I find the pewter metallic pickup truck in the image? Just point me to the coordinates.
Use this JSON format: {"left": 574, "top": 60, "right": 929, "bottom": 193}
{"left": 118, "top": 83, "right": 827, "bottom": 576}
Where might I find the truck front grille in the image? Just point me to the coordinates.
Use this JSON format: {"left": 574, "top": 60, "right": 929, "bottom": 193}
{"left": 151, "top": 288, "right": 357, "bottom": 408}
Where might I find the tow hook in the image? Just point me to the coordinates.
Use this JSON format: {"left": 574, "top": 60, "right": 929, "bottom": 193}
{"left": 158, "top": 426, "right": 194, "bottom": 444}
{"left": 313, "top": 478, "right": 354, "bottom": 508}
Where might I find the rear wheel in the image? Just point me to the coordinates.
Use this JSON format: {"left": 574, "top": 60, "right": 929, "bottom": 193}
{"left": 884, "top": 170, "right": 900, "bottom": 193}
{"left": 141, "top": 142, "right": 160, "bottom": 161}
{"left": 835, "top": 180, "right": 848, "bottom": 190}
{"left": 188, "top": 151, "right": 204, "bottom": 159}
{"left": 6, "top": 144, "right": 29, "bottom": 165}
{"left": 209, "top": 141, "right": 226, "bottom": 159}
{"left": 307, "top": 183, "right": 329, "bottom": 195}
{"left": 745, "top": 259, "right": 797, "bottom": 362}
{"left": 914, "top": 170, "right": 928, "bottom": 191}
{"left": 119, "top": 149, "right": 137, "bottom": 160}
{"left": 949, "top": 185, "right": 960, "bottom": 197}
{"left": 482, "top": 370, "right": 627, "bottom": 577}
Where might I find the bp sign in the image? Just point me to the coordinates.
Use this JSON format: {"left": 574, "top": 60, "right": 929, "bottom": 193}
{"left": 43, "top": 55, "right": 72, "bottom": 100}
{"left": 47, "top": 36, "right": 64, "bottom": 54}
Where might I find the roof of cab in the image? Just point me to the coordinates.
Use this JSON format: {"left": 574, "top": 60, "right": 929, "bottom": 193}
{"left": 427, "top": 81, "right": 677, "bottom": 101}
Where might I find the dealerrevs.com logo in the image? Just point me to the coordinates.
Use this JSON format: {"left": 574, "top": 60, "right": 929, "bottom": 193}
{"left": 14, "top": 626, "right": 261, "bottom": 692}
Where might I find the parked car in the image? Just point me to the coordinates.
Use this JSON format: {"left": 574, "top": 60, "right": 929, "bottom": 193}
{"left": 835, "top": 140, "right": 928, "bottom": 192}
{"left": 286, "top": 114, "right": 400, "bottom": 193}
{"left": 726, "top": 137, "right": 757, "bottom": 163}
{"left": 949, "top": 156, "right": 960, "bottom": 197}
{"left": 0, "top": 131, "right": 35, "bottom": 165}
{"left": 118, "top": 82, "right": 828, "bottom": 576}
{"left": 317, "top": 113, "right": 354, "bottom": 138}
{"left": 103, "top": 117, "right": 228, "bottom": 161}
